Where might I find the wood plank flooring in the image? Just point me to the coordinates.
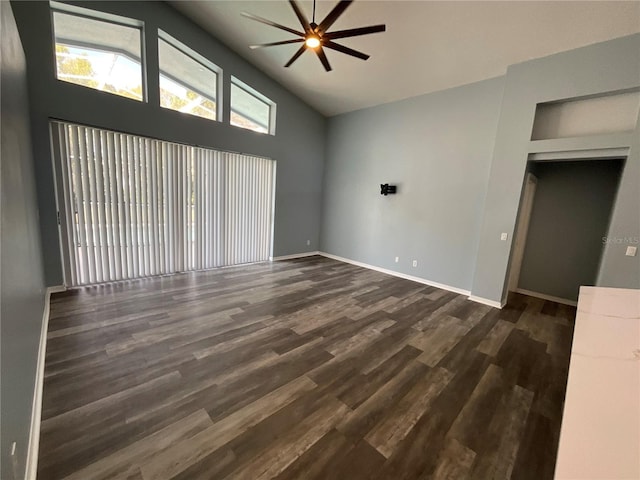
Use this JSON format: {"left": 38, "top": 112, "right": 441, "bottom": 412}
{"left": 38, "top": 256, "right": 576, "bottom": 479}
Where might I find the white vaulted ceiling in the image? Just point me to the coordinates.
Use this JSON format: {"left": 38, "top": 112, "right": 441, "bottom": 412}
{"left": 170, "top": 1, "right": 640, "bottom": 116}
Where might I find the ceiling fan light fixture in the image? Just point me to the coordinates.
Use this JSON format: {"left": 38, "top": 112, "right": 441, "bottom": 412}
{"left": 243, "top": 0, "right": 386, "bottom": 72}
{"left": 305, "top": 36, "right": 321, "bottom": 49}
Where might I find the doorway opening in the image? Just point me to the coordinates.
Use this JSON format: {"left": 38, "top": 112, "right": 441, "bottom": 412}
{"left": 508, "top": 157, "right": 625, "bottom": 305}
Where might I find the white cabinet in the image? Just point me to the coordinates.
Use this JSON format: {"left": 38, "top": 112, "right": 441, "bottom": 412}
{"left": 555, "top": 286, "right": 640, "bottom": 480}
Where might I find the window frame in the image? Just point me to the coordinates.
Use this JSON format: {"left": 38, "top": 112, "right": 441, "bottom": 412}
{"left": 50, "top": 1, "right": 147, "bottom": 102}
{"left": 157, "top": 29, "right": 223, "bottom": 122}
{"left": 230, "top": 76, "right": 277, "bottom": 136}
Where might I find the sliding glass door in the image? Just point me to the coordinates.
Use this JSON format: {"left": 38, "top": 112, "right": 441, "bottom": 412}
{"left": 51, "top": 121, "right": 275, "bottom": 286}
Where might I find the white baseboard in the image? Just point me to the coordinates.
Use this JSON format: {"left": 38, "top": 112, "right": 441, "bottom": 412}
{"left": 467, "top": 295, "right": 505, "bottom": 309}
{"left": 47, "top": 285, "right": 67, "bottom": 294}
{"left": 515, "top": 288, "right": 577, "bottom": 307}
{"left": 271, "top": 251, "right": 320, "bottom": 261}
{"left": 318, "top": 251, "right": 473, "bottom": 297}
{"left": 25, "top": 285, "right": 65, "bottom": 480}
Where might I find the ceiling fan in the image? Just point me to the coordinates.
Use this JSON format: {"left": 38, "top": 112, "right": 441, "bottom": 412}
{"left": 242, "top": 0, "right": 386, "bottom": 72}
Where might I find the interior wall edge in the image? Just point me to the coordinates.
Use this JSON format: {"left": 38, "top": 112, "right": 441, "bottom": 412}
{"left": 24, "top": 287, "right": 61, "bottom": 480}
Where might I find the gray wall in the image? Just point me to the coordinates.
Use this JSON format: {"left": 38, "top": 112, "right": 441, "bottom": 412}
{"left": 10, "top": 0, "right": 326, "bottom": 286}
{"left": 321, "top": 77, "right": 505, "bottom": 291}
{"left": 471, "top": 34, "right": 640, "bottom": 304}
{"left": 1, "top": 2, "right": 47, "bottom": 479}
{"left": 519, "top": 160, "right": 623, "bottom": 302}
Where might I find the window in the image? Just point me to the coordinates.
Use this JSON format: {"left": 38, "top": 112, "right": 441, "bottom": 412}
{"left": 51, "top": 2, "right": 144, "bottom": 101}
{"left": 158, "top": 31, "right": 221, "bottom": 121}
{"left": 51, "top": 121, "right": 276, "bottom": 286}
{"left": 231, "top": 77, "right": 276, "bottom": 135}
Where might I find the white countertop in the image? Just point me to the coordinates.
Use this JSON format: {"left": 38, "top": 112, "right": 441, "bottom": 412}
{"left": 555, "top": 286, "right": 640, "bottom": 480}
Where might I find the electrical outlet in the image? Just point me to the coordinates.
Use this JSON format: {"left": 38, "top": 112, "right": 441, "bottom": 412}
{"left": 395, "top": 256, "right": 399, "bottom": 263}
{"left": 500, "top": 233, "right": 508, "bottom": 241}
{"left": 412, "top": 260, "right": 417, "bottom": 267}
{"left": 626, "top": 246, "right": 637, "bottom": 257}
{"left": 306, "top": 239, "right": 311, "bottom": 246}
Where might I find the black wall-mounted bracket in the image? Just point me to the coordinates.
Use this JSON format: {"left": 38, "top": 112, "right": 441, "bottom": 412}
{"left": 380, "top": 184, "right": 397, "bottom": 195}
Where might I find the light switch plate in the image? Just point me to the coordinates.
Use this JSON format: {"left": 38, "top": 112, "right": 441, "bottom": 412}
{"left": 500, "top": 233, "right": 508, "bottom": 241}
{"left": 625, "top": 246, "right": 637, "bottom": 257}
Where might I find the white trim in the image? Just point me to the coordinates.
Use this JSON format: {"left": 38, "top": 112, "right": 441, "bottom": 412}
{"left": 25, "top": 285, "right": 65, "bottom": 480}
{"left": 50, "top": 1, "right": 143, "bottom": 28}
{"left": 318, "top": 252, "right": 472, "bottom": 297}
{"left": 271, "top": 251, "right": 320, "bottom": 261}
{"left": 528, "top": 147, "right": 628, "bottom": 162}
{"left": 515, "top": 288, "right": 577, "bottom": 307}
{"left": 467, "top": 295, "right": 505, "bottom": 309}
{"left": 47, "top": 285, "right": 67, "bottom": 294}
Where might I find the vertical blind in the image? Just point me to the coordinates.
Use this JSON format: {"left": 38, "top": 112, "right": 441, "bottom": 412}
{"left": 51, "top": 121, "right": 275, "bottom": 286}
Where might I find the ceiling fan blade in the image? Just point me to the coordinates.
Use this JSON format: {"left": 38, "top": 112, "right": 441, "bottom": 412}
{"left": 315, "top": 47, "right": 332, "bottom": 72}
{"left": 288, "top": 0, "right": 311, "bottom": 34}
{"left": 317, "top": 0, "right": 353, "bottom": 35}
{"left": 284, "top": 45, "right": 307, "bottom": 67}
{"left": 250, "top": 39, "right": 305, "bottom": 49}
{"left": 324, "top": 24, "right": 386, "bottom": 40}
{"left": 323, "top": 40, "right": 369, "bottom": 60}
{"left": 241, "top": 12, "right": 304, "bottom": 37}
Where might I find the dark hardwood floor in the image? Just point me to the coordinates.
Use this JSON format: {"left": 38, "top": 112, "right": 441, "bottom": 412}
{"left": 38, "top": 256, "right": 575, "bottom": 479}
